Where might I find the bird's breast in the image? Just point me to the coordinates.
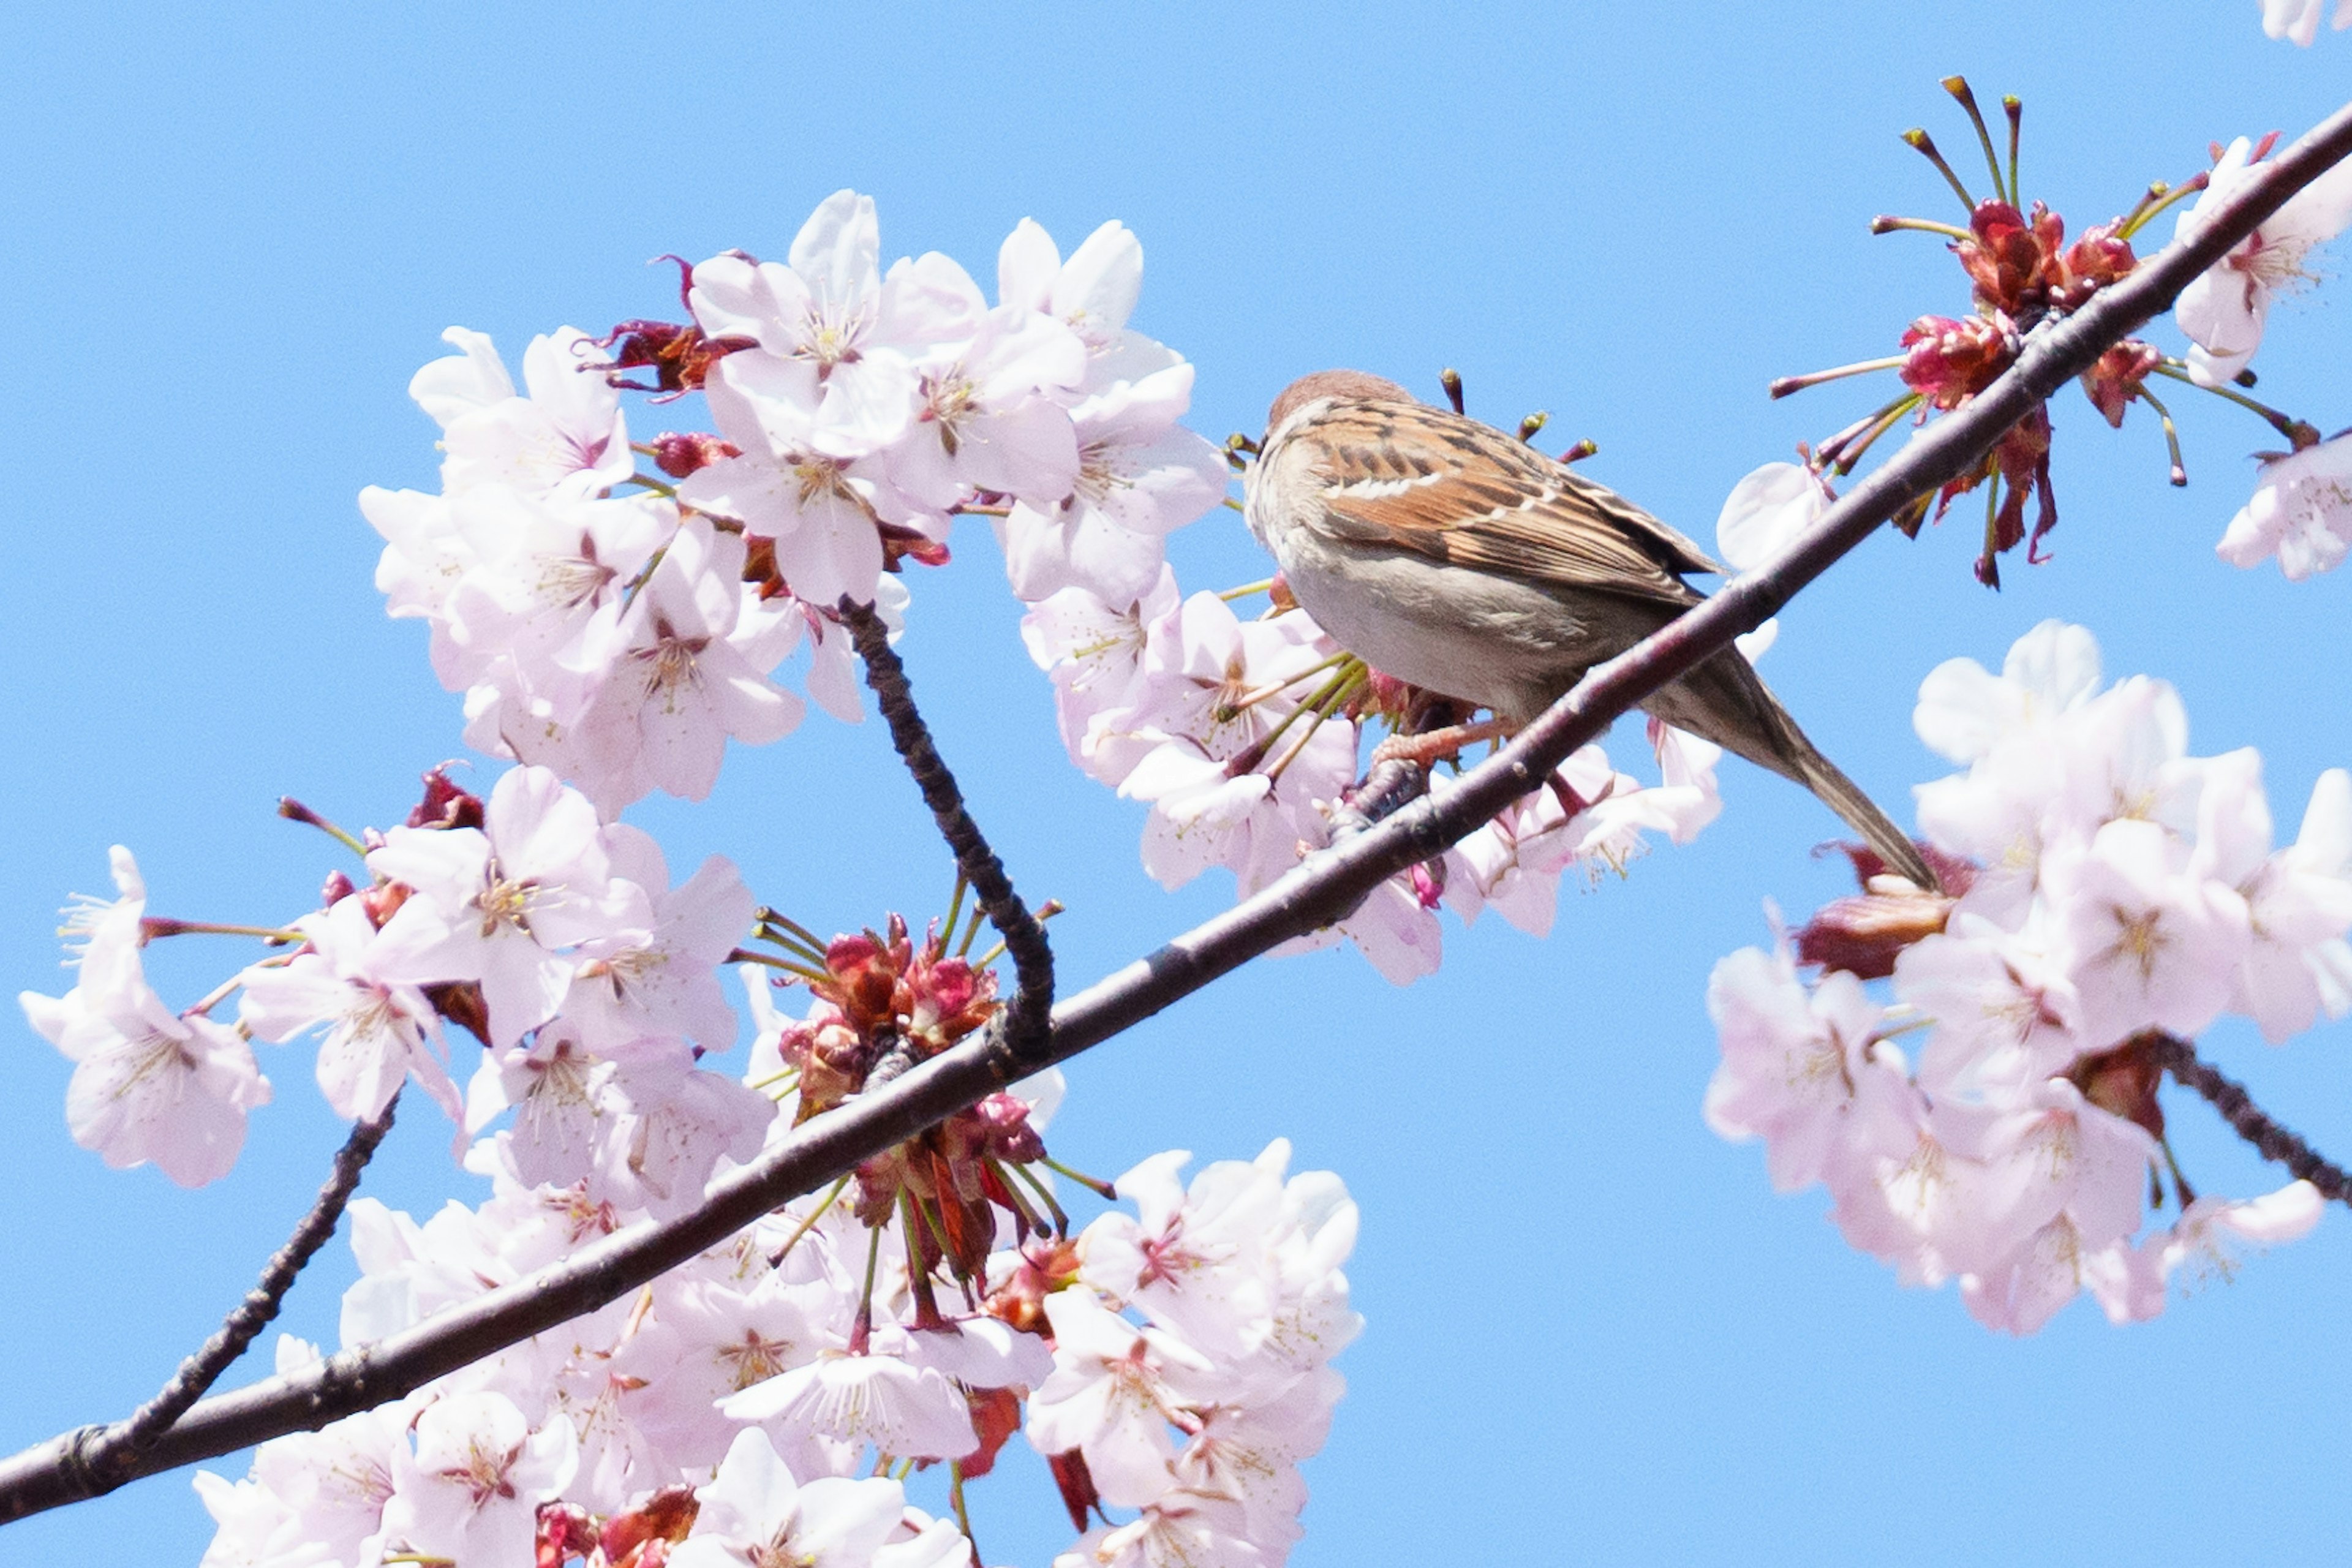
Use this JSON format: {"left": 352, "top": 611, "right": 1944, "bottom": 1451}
{"left": 1264, "top": 521, "right": 1605, "bottom": 723}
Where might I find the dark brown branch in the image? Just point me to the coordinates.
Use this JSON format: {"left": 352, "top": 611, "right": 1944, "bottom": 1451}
{"left": 839, "top": 598, "right": 1055, "bottom": 1068}
{"left": 2148, "top": 1036, "right": 2352, "bottom": 1204}
{"left": 5, "top": 91, "right": 2350, "bottom": 1529}
{"left": 57, "top": 1095, "right": 398, "bottom": 1498}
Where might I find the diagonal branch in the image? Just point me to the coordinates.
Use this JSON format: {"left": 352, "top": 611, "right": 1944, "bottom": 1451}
{"left": 53, "top": 1096, "right": 398, "bottom": 1500}
{"left": 2147, "top": 1035, "right": 2352, "bottom": 1204}
{"left": 4, "top": 91, "right": 2350, "bottom": 1529}
{"left": 840, "top": 598, "right": 1054, "bottom": 1067}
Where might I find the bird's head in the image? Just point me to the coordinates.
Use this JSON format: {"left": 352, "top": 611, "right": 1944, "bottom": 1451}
{"left": 1263, "top": 369, "right": 1414, "bottom": 443}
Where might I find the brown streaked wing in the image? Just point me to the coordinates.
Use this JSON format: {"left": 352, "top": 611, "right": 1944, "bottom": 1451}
{"left": 1294, "top": 399, "right": 1722, "bottom": 608}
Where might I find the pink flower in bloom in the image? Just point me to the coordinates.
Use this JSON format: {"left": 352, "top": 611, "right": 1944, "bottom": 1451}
{"left": 1442, "top": 733, "right": 1722, "bottom": 938}
{"left": 1913, "top": 618, "right": 2102, "bottom": 767}
{"left": 1025, "top": 1287, "right": 1209, "bottom": 1508}
{"left": 2148, "top": 1178, "right": 2327, "bottom": 1287}
{"left": 1895, "top": 912, "right": 2081, "bottom": 1090}
{"left": 203, "top": 1389, "right": 408, "bottom": 1568}
{"left": 427, "top": 326, "right": 635, "bottom": 502}
{"left": 1704, "top": 946, "right": 1917, "bottom": 1195}
{"left": 1714, "top": 621, "right": 2345, "bottom": 1331}
{"left": 595, "top": 1046, "right": 774, "bottom": 1219}
{"left": 688, "top": 190, "right": 919, "bottom": 458}
{"left": 1079, "top": 1149, "right": 1281, "bottom": 1359}
{"left": 674, "top": 1427, "right": 965, "bottom": 1568}
{"left": 998, "top": 364, "right": 1231, "bottom": 606}
{"left": 20, "top": 848, "right": 271, "bottom": 1187}
{"left": 2187, "top": 753, "right": 2352, "bottom": 1041}
{"left": 367, "top": 766, "right": 653, "bottom": 1047}
{"left": 1053, "top": 1494, "right": 1272, "bottom": 1568}
{"left": 1172, "top": 1379, "right": 1333, "bottom": 1555}
{"left": 190, "top": 1471, "right": 307, "bottom": 1568}
{"left": 1120, "top": 594, "right": 1356, "bottom": 894}
{"left": 377, "top": 1391, "right": 579, "bottom": 1568}
{"left": 2174, "top": 135, "right": 2352, "bottom": 386}
{"left": 719, "top": 1347, "right": 980, "bottom": 1465}
{"left": 237, "top": 894, "right": 461, "bottom": 1123}
{"left": 2043, "top": 816, "right": 2249, "bottom": 1049}
{"left": 564, "top": 826, "right": 753, "bottom": 1054}
{"left": 2260, "top": 0, "right": 2352, "bottom": 43}
{"left": 429, "top": 484, "right": 671, "bottom": 693}
{"left": 1933, "top": 1077, "right": 2158, "bottom": 1279}
{"left": 884, "top": 263, "right": 1088, "bottom": 510}
{"left": 2217, "top": 432, "right": 2352, "bottom": 581}
{"left": 676, "top": 361, "right": 918, "bottom": 612}
{"left": 554, "top": 520, "right": 807, "bottom": 814}
{"left": 464, "top": 1020, "right": 615, "bottom": 1191}
{"left": 1020, "top": 566, "right": 1183, "bottom": 788}
{"left": 631, "top": 1264, "right": 838, "bottom": 1428}
{"left": 997, "top": 218, "right": 1148, "bottom": 361}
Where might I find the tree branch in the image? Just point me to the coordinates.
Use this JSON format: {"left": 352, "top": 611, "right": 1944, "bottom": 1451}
{"left": 5, "top": 90, "right": 2348, "bottom": 1529}
{"left": 2147, "top": 1035, "right": 2352, "bottom": 1204}
{"left": 50, "top": 1095, "right": 398, "bottom": 1502}
{"left": 840, "top": 598, "right": 1055, "bottom": 1068}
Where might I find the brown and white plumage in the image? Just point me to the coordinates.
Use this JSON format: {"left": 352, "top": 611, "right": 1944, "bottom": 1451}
{"left": 1245, "top": 369, "right": 1936, "bottom": 889}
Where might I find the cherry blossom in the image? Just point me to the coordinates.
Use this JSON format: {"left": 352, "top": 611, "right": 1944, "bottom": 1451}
{"left": 2259, "top": 0, "right": 2352, "bottom": 46}
{"left": 720, "top": 1347, "right": 982, "bottom": 1465}
{"left": 429, "top": 326, "right": 635, "bottom": 502}
{"left": 688, "top": 190, "right": 918, "bottom": 458}
{"left": 377, "top": 1391, "right": 579, "bottom": 1568}
{"left": 1020, "top": 566, "right": 1183, "bottom": 788}
{"left": 554, "top": 520, "right": 807, "bottom": 813}
{"left": 1709, "top": 621, "right": 2352, "bottom": 1332}
{"left": 676, "top": 355, "right": 918, "bottom": 612}
{"left": 1119, "top": 593, "right": 1356, "bottom": 894}
{"left": 674, "top": 1428, "right": 965, "bottom": 1568}
{"left": 2192, "top": 758, "right": 2352, "bottom": 1041}
{"left": 2175, "top": 135, "right": 2352, "bottom": 385}
{"left": 886, "top": 273, "right": 1088, "bottom": 510}
{"left": 1714, "top": 459, "right": 1832, "bottom": 571}
{"left": 1705, "top": 946, "right": 1918, "bottom": 1196}
{"left": 366, "top": 766, "right": 652, "bottom": 1047}
{"left": 198, "top": 1356, "right": 407, "bottom": 1568}
{"left": 236, "top": 895, "right": 459, "bottom": 1123}
{"left": 998, "top": 218, "right": 1146, "bottom": 358}
{"left": 2216, "top": 431, "right": 2352, "bottom": 580}
{"left": 998, "top": 363, "right": 1230, "bottom": 605}
{"left": 19, "top": 848, "right": 271, "bottom": 1187}
{"left": 564, "top": 827, "right": 753, "bottom": 1054}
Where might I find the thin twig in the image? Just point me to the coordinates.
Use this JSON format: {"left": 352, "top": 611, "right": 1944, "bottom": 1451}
{"left": 5, "top": 88, "right": 2351, "bottom": 1528}
{"left": 2147, "top": 1036, "right": 2352, "bottom": 1204}
{"left": 64, "top": 1095, "right": 399, "bottom": 1494}
{"left": 839, "top": 600, "right": 1055, "bottom": 1069}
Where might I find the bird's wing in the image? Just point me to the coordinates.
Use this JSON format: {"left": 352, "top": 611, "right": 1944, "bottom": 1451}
{"left": 1286, "top": 398, "right": 1722, "bottom": 605}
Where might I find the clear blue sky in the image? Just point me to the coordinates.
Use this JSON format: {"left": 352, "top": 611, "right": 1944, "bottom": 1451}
{"left": 4, "top": 4, "right": 2350, "bottom": 1565}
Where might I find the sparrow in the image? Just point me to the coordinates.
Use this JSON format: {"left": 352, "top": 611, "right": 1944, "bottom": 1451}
{"left": 1243, "top": 368, "right": 1937, "bottom": 891}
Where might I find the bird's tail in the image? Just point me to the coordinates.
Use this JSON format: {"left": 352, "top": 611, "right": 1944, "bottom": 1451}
{"left": 1643, "top": 651, "right": 1940, "bottom": 892}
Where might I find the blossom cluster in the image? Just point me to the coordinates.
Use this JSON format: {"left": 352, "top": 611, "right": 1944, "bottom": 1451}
{"left": 20, "top": 192, "right": 1381, "bottom": 1568}
{"left": 12, "top": 755, "right": 1357, "bottom": 1564}
{"left": 21, "top": 764, "right": 762, "bottom": 1198}
{"left": 192, "top": 1041, "right": 1355, "bottom": 1568}
{"left": 1020, "top": 559, "right": 1731, "bottom": 987}
{"left": 1706, "top": 621, "right": 2345, "bottom": 1332}
{"left": 349, "top": 183, "right": 1756, "bottom": 990}
{"left": 19, "top": 764, "right": 1361, "bottom": 1565}
{"left": 1021, "top": 1144, "right": 1358, "bottom": 1568}
{"left": 362, "top": 190, "right": 1234, "bottom": 818}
